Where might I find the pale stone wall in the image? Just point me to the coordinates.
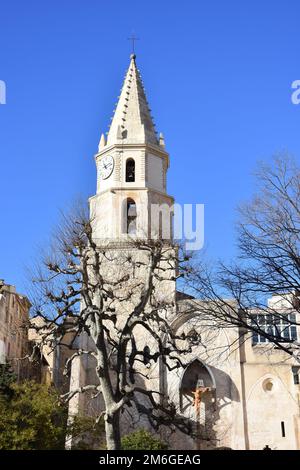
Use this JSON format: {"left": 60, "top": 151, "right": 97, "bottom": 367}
{"left": 95, "top": 145, "right": 169, "bottom": 196}
{"left": 147, "top": 153, "right": 164, "bottom": 192}
{"left": 96, "top": 148, "right": 146, "bottom": 194}
{"left": 164, "top": 308, "right": 241, "bottom": 450}
{"left": 243, "top": 364, "right": 299, "bottom": 449}
{"left": 90, "top": 189, "right": 173, "bottom": 241}
{"left": 150, "top": 298, "right": 300, "bottom": 450}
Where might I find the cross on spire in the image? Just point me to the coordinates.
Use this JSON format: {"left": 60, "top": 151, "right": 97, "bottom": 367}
{"left": 127, "top": 33, "right": 139, "bottom": 54}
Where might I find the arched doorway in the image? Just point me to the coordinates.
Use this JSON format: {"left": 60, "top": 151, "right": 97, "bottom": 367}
{"left": 179, "top": 359, "right": 216, "bottom": 446}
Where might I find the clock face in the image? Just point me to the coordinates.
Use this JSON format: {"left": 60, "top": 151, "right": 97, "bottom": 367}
{"left": 99, "top": 155, "right": 114, "bottom": 180}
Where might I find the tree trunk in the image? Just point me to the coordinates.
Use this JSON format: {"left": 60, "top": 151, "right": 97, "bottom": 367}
{"left": 105, "top": 410, "right": 121, "bottom": 450}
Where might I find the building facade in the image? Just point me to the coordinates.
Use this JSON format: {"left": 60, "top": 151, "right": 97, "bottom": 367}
{"left": 67, "top": 55, "right": 300, "bottom": 450}
{"left": 0, "top": 280, "right": 31, "bottom": 378}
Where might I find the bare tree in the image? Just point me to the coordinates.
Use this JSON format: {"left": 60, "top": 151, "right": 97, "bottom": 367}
{"left": 29, "top": 205, "right": 196, "bottom": 450}
{"left": 186, "top": 155, "right": 300, "bottom": 362}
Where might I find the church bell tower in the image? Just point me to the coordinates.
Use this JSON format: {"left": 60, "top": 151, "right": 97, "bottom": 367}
{"left": 67, "top": 55, "right": 178, "bottom": 433}
{"left": 90, "top": 54, "right": 174, "bottom": 243}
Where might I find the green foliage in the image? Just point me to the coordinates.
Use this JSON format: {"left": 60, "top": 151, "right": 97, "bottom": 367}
{"left": 0, "top": 380, "right": 68, "bottom": 450}
{"left": 0, "top": 363, "right": 16, "bottom": 398}
{"left": 0, "top": 375, "right": 106, "bottom": 450}
{"left": 69, "top": 415, "right": 106, "bottom": 450}
{"left": 121, "top": 429, "right": 168, "bottom": 450}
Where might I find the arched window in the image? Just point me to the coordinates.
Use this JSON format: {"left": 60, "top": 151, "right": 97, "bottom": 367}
{"left": 179, "top": 359, "right": 216, "bottom": 433}
{"left": 127, "top": 199, "right": 137, "bottom": 235}
{"left": 126, "top": 158, "right": 135, "bottom": 182}
{"left": 143, "top": 345, "right": 151, "bottom": 365}
{"left": 180, "top": 359, "right": 215, "bottom": 396}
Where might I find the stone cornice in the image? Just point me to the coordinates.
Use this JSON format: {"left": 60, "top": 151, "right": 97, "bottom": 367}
{"left": 89, "top": 186, "right": 174, "bottom": 202}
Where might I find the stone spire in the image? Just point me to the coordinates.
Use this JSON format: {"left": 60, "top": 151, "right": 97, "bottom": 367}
{"left": 106, "top": 54, "right": 158, "bottom": 147}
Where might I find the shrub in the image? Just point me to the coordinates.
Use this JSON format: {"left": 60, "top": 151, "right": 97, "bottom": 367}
{"left": 121, "top": 429, "right": 168, "bottom": 450}
{"left": 69, "top": 415, "right": 105, "bottom": 450}
{"left": 0, "top": 380, "right": 68, "bottom": 449}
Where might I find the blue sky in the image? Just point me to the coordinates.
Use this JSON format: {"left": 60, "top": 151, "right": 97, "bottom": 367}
{"left": 1, "top": 0, "right": 300, "bottom": 293}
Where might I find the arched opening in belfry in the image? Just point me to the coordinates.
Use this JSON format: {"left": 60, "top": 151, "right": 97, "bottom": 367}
{"left": 126, "top": 158, "right": 135, "bottom": 182}
{"left": 126, "top": 199, "right": 137, "bottom": 235}
{"left": 179, "top": 359, "right": 216, "bottom": 441}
